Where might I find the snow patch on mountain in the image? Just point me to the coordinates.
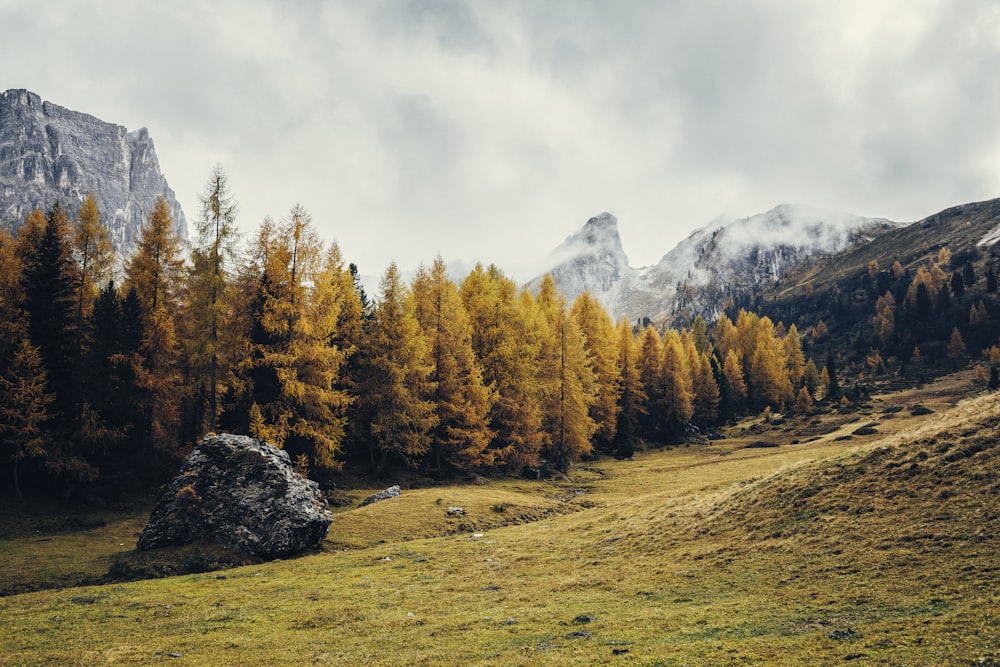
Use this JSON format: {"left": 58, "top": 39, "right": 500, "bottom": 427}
{"left": 529, "top": 205, "right": 904, "bottom": 325}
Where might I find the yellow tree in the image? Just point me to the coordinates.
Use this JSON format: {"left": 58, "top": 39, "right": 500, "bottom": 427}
{"left": 124, "top": 196, "right": 186, "bottom": 453}
{"left": 660, "top": 329, "right": 694, "bottom": 434}
{"left": 72, "top": 193, "right": 114, "bottom": 325}
{"left": 354, "top": 262, "right": 436, "bottom": 475}
{"left": 747, "top": 316, "right": 792, "bottom": 409}
{"left": 185, "top": 166, "right": 239, "bottom": 433}
{"left": 413, "top": 258, "right": 494, "bottom": 473}
{"left": 459, "top": 264, "right": 543, "bottom": 470}
{"left": 613, "top": 319, "right": 646, "bottom": 457}
{"left": 571, "top": 292, "right": 622, "bottom": 453}
{"left": 711, "top": 312, "right": 739, "bottom": 360}
{"left": 535, "top": 275, "right": 596, "bottom": 472}
{"left": 782, "top": 324, "right": 806, "bottom": 391}
{"left": 636, "top": 325, "right": 663, "bottom": 437}
{"left": 0, "top": 339, "right": 55, "bottom": 498}
{"left": 720, "top": 348, "right": 748, "bottom": 420}
{"left": 237, "top": 206, "right": 352, "bottom": 472}
{"left": 873, "top": 291, "right": 896, "bottom": 345}
{"left": 690, "top": 349, "right": 720, "bottom": 428}
{"left": 0, "top": 230, "right": 26, "bottom": 365}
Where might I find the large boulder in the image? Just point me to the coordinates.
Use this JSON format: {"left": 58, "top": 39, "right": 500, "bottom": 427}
{"left": 137, "top": 434, "right": 332, "bottom": 558}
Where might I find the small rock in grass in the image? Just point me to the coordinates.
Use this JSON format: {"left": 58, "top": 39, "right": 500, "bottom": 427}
{"left": 573, "top": 613, "right": 596, "bottom": 624}
{"left": 359, "top": 485, "right": 401, "bottom": 507}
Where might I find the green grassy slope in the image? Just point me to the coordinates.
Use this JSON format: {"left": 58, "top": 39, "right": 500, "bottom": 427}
{"left": 1, "top": 377, "right": 998, "bottom": 665}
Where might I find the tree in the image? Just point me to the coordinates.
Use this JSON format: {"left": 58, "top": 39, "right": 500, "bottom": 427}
{"left": 824, "top": 354, "right": 840, "bottom": 399}
{"left": 235, "top": 206, "right": 352, "bottom": 472}
{"left": 795, "top": 386, "right": 813, "bottom": 414}
{"left": 951, "top": 272, "right": 965, "bottom": 300}
{"left": 72, "top": 193, "right": 114, "bottom": 326}
{"left": 747, "top": 317, "right": 792, "bottom": 409}
{"left": 413, "top": 258, "right": 494, "bottom": 473}
{"left": 124, "top": 196, "right": 186, "bottom": 454}
{"left": 613, "top": 319, "right": 646, "bottom": 458}
{"left": 571, "top": 292, "right": 622, "bottom": 453}
{"left": 660, "top": 329, "right": 694, "bottom": 434}
{"left": 353, "top": 262, "right": 436, "bottom": 475}
{"left": 782, "top": 324, "right": 805, "bottom": 391}
{"left": 636, "top": 325, "right": 663, "bottom": 438}
{"left": 0, "top": 230, "right": 26, "bottom": 366}
{"left": 535, "top": 275, "right": 596, "bottom": 472}
{"left": 690, "top": 349, "right": 720, "bottom": 427}
{"left": 20, "top": 203, "right": 80, "bottom": 434}
{"left": 459, "top": 265, "right": 543, "bottom": 470}
{"left": 719, "top": 348, "right": 747, "bottom": 421}
{"left": 0, "top": 339, "right": 55, "bottom": 498}
{"left": 873, "top": 291, "right": 896, "bottom": 345}
{"left": 187, "top": 165, "right": 239, "bottom": 433}
{"left": 949, "top": 327, "right": 966, "bottom": 360}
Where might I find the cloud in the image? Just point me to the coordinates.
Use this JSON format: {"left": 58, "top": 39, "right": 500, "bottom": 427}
{"left": 2, "top": 0, "right": 999, "bottom": 276}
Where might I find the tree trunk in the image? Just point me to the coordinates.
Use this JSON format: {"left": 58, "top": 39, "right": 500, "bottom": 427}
{"left": 13, "top": 456, "right": 22, "bottom": 500}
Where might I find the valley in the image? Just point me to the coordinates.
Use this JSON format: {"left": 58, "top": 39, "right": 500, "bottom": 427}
{"left": 2, "top": 371, "right": 996, "bottom": 665}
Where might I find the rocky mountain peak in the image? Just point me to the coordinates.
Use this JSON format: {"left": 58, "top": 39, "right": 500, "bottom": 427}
{"left": 528, "top": 205, "right": 904, "bottom": 325}
{"left": 0, "top": 89, "right": 187, "bottom": 250}
{"left": 526, "top": 212, "right": 630, "bottom": 302}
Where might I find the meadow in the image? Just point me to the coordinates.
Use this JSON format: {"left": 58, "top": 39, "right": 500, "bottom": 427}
{"left": 1, "top": 372, "right": 997, "bottom": 665}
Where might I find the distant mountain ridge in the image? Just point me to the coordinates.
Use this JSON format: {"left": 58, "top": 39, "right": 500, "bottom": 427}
{"left": 530, "top": 205, "right": 905, "bottom": 325}
{"left": 0, "top": 89, "right": 186, "bottom": 248}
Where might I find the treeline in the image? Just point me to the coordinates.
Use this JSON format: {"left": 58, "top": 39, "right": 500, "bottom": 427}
{"left": 758, "top": 244, "right": 1000, "bottom": 388}
{"left": 1, "top": 169, "right": 841, "bottom": 498}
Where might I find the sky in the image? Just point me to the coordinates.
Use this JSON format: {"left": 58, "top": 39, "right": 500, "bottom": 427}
{"left": 3, "top": 0, "right": 1000, "bottom": 280}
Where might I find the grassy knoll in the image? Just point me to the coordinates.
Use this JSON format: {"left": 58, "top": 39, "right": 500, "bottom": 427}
{"left": 1, "top": 375, "right": 998, "bottom": 665}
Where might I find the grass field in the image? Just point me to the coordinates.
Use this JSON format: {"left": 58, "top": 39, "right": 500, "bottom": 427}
{"left": 1, "top": 373, "right": 998, "bottom": 665}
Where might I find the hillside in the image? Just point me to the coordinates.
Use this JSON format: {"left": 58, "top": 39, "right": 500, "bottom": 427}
{"left": 756, "top": 196, "right": 1000, "bottom": 388}
{"left": 2, "top": 374, "right": 997, "bottom": 665}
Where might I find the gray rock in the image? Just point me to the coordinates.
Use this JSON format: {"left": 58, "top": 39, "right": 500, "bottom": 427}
{"left": 0, "top": 89, "right": 187, "bottom": 251}
{"left": 359, "top": 485, "right": 401, "bottom": 507}
{"left": 137, "top": 434, "right": 331, "bottom": 558}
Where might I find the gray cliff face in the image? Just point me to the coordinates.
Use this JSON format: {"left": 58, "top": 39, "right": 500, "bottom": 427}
{"left": 0, "top": 89, "right": 187, "bottom": 249}
{"left": 525, "top": 212, "right": 630, "bottom": 305}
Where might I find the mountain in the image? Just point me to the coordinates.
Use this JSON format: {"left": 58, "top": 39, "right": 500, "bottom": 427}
{"left": 530, "top": 205, "right": 903, "bottom": 325}
{"left": 0, "top": 89, "right": 187, "bottom": 249}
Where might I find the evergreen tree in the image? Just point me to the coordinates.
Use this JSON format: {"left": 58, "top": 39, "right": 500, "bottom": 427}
{"left": 825, "top": 354, "right": 840, "bottom": 399}
{"left": 186, "top": 165, "right": 239, "bottom": 433}
{"left": 459, "top": 265, "right": 543, "bottom": 471}
{"left": 413, "top": 258, "right": 495, "bottom": 473}
{"left": 613, "top": 319, "right": 646, "bottom": 458}
{"left": 535, "top": 275, "right": 596, "bottom": 472}
{"left": 660, "top": 329, "right": 694, "bottom": 434}
{"left": 354, "top": 263, "right": 436, "bottom": 476}
{"left": 636, "top": 325, "right": 664, "bottom": 438}
{"left": 721, "top": 348, "right": 748, "bottom": 419}
{"left": 0, "top": 230, "right": 26, "bottom": 367}
{"left": 235, "top": 207, "right": 352, "bottom": 472}
{"left": 72, "top": 193, "right": 114, "bottom": 326}
{"left": 0, "top": 339, "right": 55, "bottom": 498}
{"left": 124, "top": 197, "right": 186, "bottom": 454}
{"left": 20, "top": 203, "right": 80, "bottom": 436}
{"left": 690, "top": 349, "right": 720, "bottom": 427}
{"left": 571, "top": 292, "right": 622, "bottom": 453}
{"left": 747, "top": 317, "right": 792, "bottom": 409}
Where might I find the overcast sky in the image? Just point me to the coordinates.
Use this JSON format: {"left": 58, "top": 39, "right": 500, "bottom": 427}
{"left": 4, "top": 1, "right": 1000, "bottom": 279}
